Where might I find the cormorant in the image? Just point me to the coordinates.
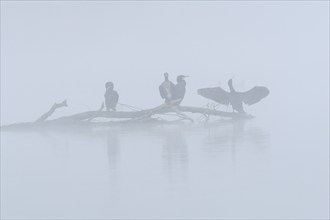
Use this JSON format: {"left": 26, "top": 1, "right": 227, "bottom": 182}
{"left": 197, "top": 79, "right": 269, "bottom": 114}
{"left": 159, "top": 72, "right": 175, "bottom": 104}
{"left": 104, "top": 82, "right": 119, "bottom": 111}
{"left": 173, "top": 75, "right": 188, "bottom": 105}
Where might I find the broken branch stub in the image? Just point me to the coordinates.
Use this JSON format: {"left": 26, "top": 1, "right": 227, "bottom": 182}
{"left": 35, "top": 100, "right": 68, "bottom": 123}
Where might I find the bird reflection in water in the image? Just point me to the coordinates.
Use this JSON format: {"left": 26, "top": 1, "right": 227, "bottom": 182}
{"left": 160, "top": 129, "right": 189, "bottom": 183}
{"left": 204, "top": 119, "right": 270, "bottom": 155}
{"left": 106, "top": 130, "right": 120, "bottom": 172}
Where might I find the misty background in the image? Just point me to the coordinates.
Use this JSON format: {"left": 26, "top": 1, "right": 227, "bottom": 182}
{"left": 1, "top": 1, "right": 328, "bottom": 125}
{"left": 1, "top": 1, "right": 329, "bottom": 219}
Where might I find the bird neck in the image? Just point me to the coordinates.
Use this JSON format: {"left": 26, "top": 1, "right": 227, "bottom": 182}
{"left": 229, "top": 83, "right": 235, "bottom": 92}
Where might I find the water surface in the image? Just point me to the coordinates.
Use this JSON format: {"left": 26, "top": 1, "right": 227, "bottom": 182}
{"left": 1, "top": 118, "right": 328, "bottom": 219}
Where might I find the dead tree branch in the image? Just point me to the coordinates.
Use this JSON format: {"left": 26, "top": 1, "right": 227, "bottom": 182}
{"left": 35, "top": 100, "right": 68, "bottom": 123}
{"left": 51, "top": 105, "right": 238, "bottom": 122}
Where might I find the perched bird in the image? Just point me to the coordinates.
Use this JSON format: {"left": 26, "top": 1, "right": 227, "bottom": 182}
{"left": 104, "top": 82, "right": 119, "bottom": 111}
{"left": 159, "top": 72, "right": 175, "bottom": 104}
{"left": 198, "top": 79, "right": 269, "bottom": 114}
{"left": 173, "top": 75, "right": 188, "bottom": 105}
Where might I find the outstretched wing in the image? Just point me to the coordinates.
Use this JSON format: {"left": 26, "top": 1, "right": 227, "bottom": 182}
{"left": 197, "top": 87, "right": 230, "bottom": 105}
{"left": 241, "top": 86, "right": 269, "bottom": 105}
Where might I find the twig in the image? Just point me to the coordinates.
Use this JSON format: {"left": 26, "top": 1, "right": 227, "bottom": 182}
{"left": 86, "top": 102, "right": 105, "bottom": 122}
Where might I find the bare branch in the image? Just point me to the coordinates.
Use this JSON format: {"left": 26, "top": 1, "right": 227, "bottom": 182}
{"left": 35, "top": 100, "right": 68, "bottom": 123}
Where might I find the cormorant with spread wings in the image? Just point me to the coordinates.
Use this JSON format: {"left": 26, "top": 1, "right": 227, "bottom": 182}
{"left": 197, "top": 79, "right": 269, "bottom": 114}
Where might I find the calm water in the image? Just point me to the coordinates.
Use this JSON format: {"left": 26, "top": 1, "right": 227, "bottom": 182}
{"left": 1, "top": 117, "right": 329, "bottom": 219}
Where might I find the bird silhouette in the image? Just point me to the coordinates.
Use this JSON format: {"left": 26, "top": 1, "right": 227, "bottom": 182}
{"left": 104, "top": 82, "right": 119, "bottom": 111}
{"left": 173, "top": 75, "right": 188, "bottom": 105}
{"left": 159, "top": 72, "right": 175, "bottom": 104}
{"left": 197, "top": 79, "right": 269, "bottom": 114}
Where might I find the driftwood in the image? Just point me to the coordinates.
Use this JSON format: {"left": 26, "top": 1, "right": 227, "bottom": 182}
{"left": 86, "top": 102, "right": 105, "bottom": 122}
{"left": 51, "top": 105, "right": 239, "bottom": 122}
{"left": 2, "top": 100, "right": 250, "bottom": 131}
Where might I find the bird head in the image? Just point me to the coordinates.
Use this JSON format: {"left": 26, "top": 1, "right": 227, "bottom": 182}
{"left": 105, "top": 81, "right": 114, "bottom": 90}
{"left": 177, "top": 75, "right": 189, "bottom": 82}
{"left": 227, "top": 78, "right": 233, "bottom": 87}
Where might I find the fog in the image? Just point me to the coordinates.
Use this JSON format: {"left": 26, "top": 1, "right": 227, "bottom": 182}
{"left": 1, "top": 1, "right": 329, "bottom": 219}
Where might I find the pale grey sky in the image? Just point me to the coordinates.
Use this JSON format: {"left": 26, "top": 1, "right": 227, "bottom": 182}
{"left": 1, "top": 1, "right": 329, "bottom": 124}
